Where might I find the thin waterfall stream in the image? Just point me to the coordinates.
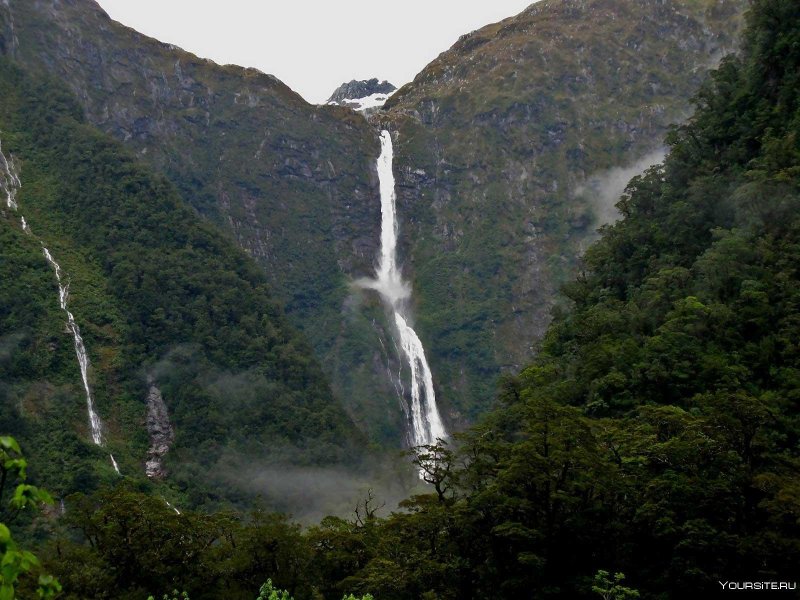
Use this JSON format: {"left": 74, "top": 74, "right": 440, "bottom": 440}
{"left": 41, "top": 247, "right": 105, "bottom": 447}
{"left": 360, "top": 130, "right": 447, "bottom": 449}
{"left": 0, "top": 137, "right": 119, "bottom": 474}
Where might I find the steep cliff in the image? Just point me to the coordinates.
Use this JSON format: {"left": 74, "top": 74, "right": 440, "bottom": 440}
{"left": 0, "top": 56, "right": 360, "bottom": 507}
{"left": 378, "top": 0, "right": 746, "bottom": 422}
{"left": 0, "top": 0, "right": 413, "bottom": 441}
{"left": 0, "top": 0, "right": 748, "bottom": 442}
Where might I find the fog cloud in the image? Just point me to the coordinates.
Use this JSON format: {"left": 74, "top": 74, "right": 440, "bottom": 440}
{"left": 216, "top": 453, "right": 425, "bottom": 524}
{"left": 577, "top": 148, "right": 667, "bottom": 228}
{"left": 0, "top": 332, "right": 25, "bottom": 364}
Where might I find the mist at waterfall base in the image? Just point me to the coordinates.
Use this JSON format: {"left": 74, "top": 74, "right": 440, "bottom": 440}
{"left": 0, "top": 332, "right": 25, "bottom": 363}
{"left": 211, "top": 450, "right": 426, "bottom": 523}
{"left": 147, "top": 341, "right": 430, "bottom": 519}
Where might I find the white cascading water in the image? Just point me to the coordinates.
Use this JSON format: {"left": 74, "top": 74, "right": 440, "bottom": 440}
{"left": 163, "top": 497, "right": 181, "bottom": 515}
{"left": 1, "top": 137, "right": 119, "bottom": 474}
{"left": 40, "top": 247, "right": 105, "bottom": 447}
{"left": 361, "top": 130, "right": 447, "bottom": 449}
{"left": 0, "top": 139, "right": 20, "bottom": 210}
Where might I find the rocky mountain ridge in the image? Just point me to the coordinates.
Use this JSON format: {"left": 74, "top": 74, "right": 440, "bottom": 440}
{"left": 0, "top": 0, "right": 749, "bottom": 451}
{"left": 327, "top": 78, "right": 396, "bottom": 105}
{"left": 377, "top": 0, "right": 747, "bottom": 421}
{"left": 0, "top": 0, "right": 413, "bottom": 442}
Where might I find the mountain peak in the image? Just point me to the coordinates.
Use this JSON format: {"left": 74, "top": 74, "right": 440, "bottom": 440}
{"left": 327, "top": 78, "right": 396, "bottom": 110}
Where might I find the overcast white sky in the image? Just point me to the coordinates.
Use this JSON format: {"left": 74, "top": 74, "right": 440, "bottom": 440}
{"left": 95, "top": 0, "right": 536, "bottom": 104}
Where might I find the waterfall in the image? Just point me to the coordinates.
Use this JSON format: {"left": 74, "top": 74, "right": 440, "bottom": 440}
{"left": 360, "top": 130, "right": 447, "bottom": 448}
{"left": 1, "top": 136, "right": 116, "bottom": 471}
{"left": 43, "top": 242, "right": 118, "bottom": 475}
{"left": 0, "top": 139, "right": 20, "bottom": 210}
{"left": 41, "top": 247, "right": 105, "bottom": 446}
{"left": 163, "top": 497, "right": 181, "bottom": 515}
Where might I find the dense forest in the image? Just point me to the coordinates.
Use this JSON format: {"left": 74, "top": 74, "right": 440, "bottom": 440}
{"left": 0, "top": 56, "right": 362, "bottom": 512}
{"left": 2, "top": 0, "right": 800, "bottom": 597}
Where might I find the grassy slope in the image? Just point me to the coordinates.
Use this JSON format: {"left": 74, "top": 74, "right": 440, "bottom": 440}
{"left": 0, "top": 58, "right": 360, "bottom": 509}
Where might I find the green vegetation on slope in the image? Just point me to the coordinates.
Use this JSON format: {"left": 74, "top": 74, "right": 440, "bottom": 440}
{"left": 329, "top": 0, "right": 798, "bottom": 595}
{"left": 0, "top": 58, "right": 360, "bottom": 509}
{"left": 0, "top": 0, "right": 751, "bottom": 445}
{"left": 0, "top": 0, "right": 407, "bottom": 445}
{"left": 29, "top": 1, "right": 800, "bottom": 597}
{"left": 380, "top": 0, "right": 747, "bottom": 424}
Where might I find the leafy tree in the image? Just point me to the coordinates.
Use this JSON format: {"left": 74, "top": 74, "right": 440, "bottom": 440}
{"left": 591, "top": 570, "right": 639, "bottom": 600}
{"left": 0, "top": 436, "right": 61, "bottom": 599}
{"left": 410, "top": 441, "right": 454, "bottom": 503}
{"left": 255, "top": 580, "right": 292, "bottom": 600}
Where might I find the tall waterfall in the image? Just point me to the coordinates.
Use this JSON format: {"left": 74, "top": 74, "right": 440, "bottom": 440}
{"left": 41, "top": 247, "right": 105, "bottom": 446}
{"left": 1, "top": 136, "right": 118, "bottom": 473}
{"left": 362, "top": 130, "right": 447, "bottom": 448}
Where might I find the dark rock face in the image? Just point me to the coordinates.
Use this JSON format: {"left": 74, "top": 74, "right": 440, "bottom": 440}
{"left": 328, "top": 78, "right": 396, "bottom": 104}
{"left": 145, "top": 380, "right": 174, "bottom": 479}
{"left": 0, "top": 0, "right": 413, "bottom": 443}
{"left": 377, "top": 0, "right": 747, "bottom": 423}
{"left": 1, "top": 1, "right": 381, "bottom": 301}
